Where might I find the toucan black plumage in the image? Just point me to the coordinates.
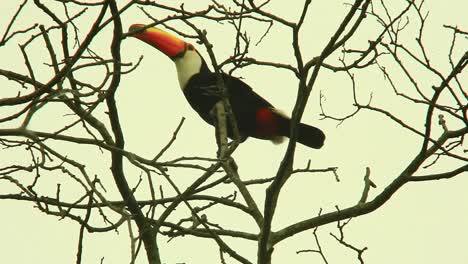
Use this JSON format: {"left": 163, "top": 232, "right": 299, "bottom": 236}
{"left": 129, "top": 24, "right": 325, "bottom": 149}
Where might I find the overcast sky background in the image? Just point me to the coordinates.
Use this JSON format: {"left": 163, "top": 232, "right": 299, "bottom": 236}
{"left": 0, "top": 0, "right": 467, "bottom": 263}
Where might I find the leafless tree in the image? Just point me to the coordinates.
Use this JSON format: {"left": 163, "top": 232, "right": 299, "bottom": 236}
{"left": 0, "top": 0, "right": 466, "bottom": 264}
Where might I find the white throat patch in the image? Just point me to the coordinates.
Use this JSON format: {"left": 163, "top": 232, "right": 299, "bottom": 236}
{"left": 174, "top": 50, "right": 202, "bottom": 90}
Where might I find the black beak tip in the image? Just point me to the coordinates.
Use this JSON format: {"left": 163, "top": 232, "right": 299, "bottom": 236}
{"left": 128, "top": 24, "right": 145, "bottom": 35}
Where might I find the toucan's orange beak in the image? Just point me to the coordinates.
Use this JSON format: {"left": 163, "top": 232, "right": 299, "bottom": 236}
{"left": 129, "top": 24, "right": 186, "bottom": 59}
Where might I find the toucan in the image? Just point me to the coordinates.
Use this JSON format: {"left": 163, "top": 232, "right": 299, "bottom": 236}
{"left": 128, "top": 24, "right": 325, "bottom": 149}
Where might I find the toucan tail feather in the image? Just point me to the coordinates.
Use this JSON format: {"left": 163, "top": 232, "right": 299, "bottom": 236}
{"left": 275, "top": 113, "right": 325, "bottom": 149}
{"left": 296, "top": 122, "right": 325, "bottom": 149}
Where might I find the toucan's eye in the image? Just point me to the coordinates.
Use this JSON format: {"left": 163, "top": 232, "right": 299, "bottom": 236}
{"left": 187, "top": 44, "right": 194, "bottom": 51}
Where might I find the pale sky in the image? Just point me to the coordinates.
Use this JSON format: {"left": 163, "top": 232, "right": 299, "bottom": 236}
{"left": 0, "top": 1, "right": 467, "bottom": 263}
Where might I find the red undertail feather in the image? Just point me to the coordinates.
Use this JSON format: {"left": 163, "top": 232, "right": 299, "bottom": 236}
{"left": 255, "top": 107, "right": 278, "bottom": 139}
